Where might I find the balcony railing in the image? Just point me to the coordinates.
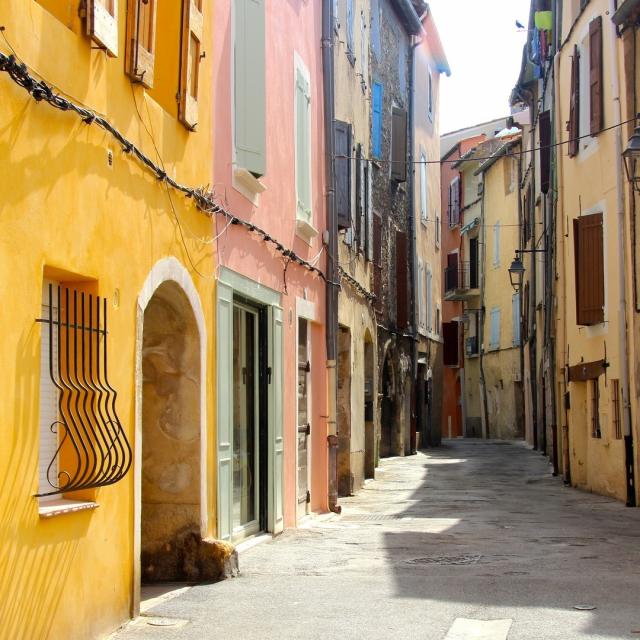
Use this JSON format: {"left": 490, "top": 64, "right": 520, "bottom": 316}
{"left": 444, "top": 261, "right": 479, "bottom": 298}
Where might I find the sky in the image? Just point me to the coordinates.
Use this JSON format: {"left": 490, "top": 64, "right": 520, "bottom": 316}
{"left": 428, "top": 0, "right": 532, "bottom": 134}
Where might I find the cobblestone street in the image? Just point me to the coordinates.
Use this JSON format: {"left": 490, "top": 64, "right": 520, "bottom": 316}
{"left": 113, "top": 440, "right": 640, "bottom": 639}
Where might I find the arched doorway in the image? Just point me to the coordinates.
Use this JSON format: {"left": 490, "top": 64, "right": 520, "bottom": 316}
{"left": 380, "top": 353, "right": 395, "bottom": 458}
{"left": 140, "top": 281, "right": 201, "bottom": 583}
{"left": 337, "top": 326, "right": 352, "bottom": 496}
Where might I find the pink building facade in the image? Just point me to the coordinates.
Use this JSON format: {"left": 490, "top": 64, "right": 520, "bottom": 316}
{"left": 211, "top": 0, "right": 328, "bottom": 538}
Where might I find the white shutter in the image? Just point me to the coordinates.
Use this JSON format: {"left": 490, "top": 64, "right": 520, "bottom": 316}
{"left": 87, "top": 0, "right": 118, "bottom": 57}
{"left": 295, "top": 65, "right": 312, "bottom": 222}
{"left": 269, "top": 306, "right": 284, "bottom": 534}
{"left": 39, "top": 281, "right": 60, "bottom": 500}
{"left": 420, "top": 153, "right": 428, "bottom": 222}
{"left": 216, "top": 282, "right": 234, "bottom": 540}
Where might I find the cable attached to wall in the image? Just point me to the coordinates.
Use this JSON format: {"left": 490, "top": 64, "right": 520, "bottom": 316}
{"left": 0, "top": 50, "right": 329, "bottom": 284}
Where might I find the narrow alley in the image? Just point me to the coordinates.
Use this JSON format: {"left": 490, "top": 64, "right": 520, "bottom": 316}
{"left": 114, "top": 441, "right": 640, "bottom": 640}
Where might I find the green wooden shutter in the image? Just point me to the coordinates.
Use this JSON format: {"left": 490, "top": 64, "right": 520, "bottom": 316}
{"left": 216, "top": 281, "right": 234, "bottom": 540}
{"left": 296, "top": 67, "right": 312, "bottom": 222}
{"left": 235, "top": 0, "right": 266, "bottom": 176}
{"left": 269, "top": 305, "right": 284, "bottom": 534}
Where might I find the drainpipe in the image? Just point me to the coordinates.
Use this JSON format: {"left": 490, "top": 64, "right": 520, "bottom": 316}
{"left": 408, "top": 34, "right": 421, "bottom": 453}
{"left": 322, "top": 0, "right": 341, "bottom": 514}
{"left": 553, "top": 45, "right": 571, "bottom": 484}
{"left": 608, "top": 0, "right": 636, "bottom": 506}
{"left": 478, "top": 170, "right": 490, "bottom": 438}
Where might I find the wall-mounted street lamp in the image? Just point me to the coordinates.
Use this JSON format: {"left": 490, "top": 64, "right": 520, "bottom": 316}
{"left": 508, "top": 255, "right": 525, "bottom": 292}
{"left": 622, "top": 125, "right": 640, "bottom": 191}
{"left": 508, "top": 249, "right": 548, "bottom": 292}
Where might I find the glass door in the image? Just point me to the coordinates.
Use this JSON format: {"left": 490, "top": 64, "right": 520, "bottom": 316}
{"left": 232, "top": 303, "right": 260, "bottom": 539}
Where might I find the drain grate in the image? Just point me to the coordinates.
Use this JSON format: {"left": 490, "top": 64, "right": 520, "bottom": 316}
{"left": 341, "top": 514, "right": 404, "bottom": 522}
{"left": 407, "top": 554, "right": 482, "bottom": 566}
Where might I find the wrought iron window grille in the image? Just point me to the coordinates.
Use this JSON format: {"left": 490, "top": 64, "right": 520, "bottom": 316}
{"left": 35, "top": 284, "right": 132, "bottom": 497}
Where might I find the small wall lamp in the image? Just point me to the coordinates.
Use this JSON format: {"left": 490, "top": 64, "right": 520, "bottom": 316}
{"left": 623, "top": 125, "right": 640, "bottom": 191}
{"left": 508, "top": 249, "right": 547, "bottom": 292}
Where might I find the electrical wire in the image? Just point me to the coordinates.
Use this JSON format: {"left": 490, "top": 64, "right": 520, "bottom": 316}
{"left": 0, "top": 49, "right": 328, "bottom": 283}
{"left": 338, "top": 115, "right": 638, "bottom": 165}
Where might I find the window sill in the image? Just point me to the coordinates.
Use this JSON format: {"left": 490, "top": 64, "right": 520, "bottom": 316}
{"left": 39, "top": 499, "right": 98, "bottom": 519}
{"left": 296, "top": 218, "right": 318, "bottom": 245}
{"left": 233, "top": 167, "right": 267, "bottom": 205}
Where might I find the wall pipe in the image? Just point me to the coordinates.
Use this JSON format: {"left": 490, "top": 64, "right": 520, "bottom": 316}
{"left": 322, "top": 0, "right": 341, "bottom": 514}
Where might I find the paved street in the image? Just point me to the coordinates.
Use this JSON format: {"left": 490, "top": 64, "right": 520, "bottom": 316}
{"left": 114, "top": 441, "right": 640, "bottom": 640}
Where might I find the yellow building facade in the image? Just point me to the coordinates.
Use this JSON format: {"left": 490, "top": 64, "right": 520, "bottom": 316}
{"left": 0, "top": 1, "right": 221, "bottom": 637}
{"left": 555, "top": 0, "right": 636, "bottom": 502}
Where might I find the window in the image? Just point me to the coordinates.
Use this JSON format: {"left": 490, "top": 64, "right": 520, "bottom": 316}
{"left": 87, "top": 0, "right": 118, "bottom": 57}
{"left": 360, "top": 13, "right": 367, "bottom": 90}
{"left": 448, "top": 176, "right": 460, "bottom": 226}
{"left": 435, "top": 306, "right": 440, "bottom": 337}
{"left": 574, "top": 212, "right": 604, "bottom": 325}
{"left": 443, "top": 322, "right": 459, "bottom": 366}
{"left": 295, "top": 59, "right": 313, "bottom": 226}
{"left": 335, "top": 120, "right": 352, "bottom": 229}
{"left": 126, "top": 0, "right": 157, "bottom": 87}
{"left": 372, "top": 82, "right": 383, "bottom": 159}
{"left": 420, "top": 151, "right": 428, "bottom": 224}
{"left": 427, "top": 68, "right": 433, "bottom": 121}
{"left": 371, "top": 0, "right": 381, "bottom": 60}
{"left": 568, "top": 44, "right": 580, "bottom": 157}
{"left": 589, "top": 16, "right": 603, "bottom": 136}
{"left": 591, "top": 379, "right": 601, "bottom": 438}
{"left": 611, "top": 379, "right": 622, "bottom": 440}
{"left": 235, "top": 0, "right": 266, "bottom": 176}
{"left": 489, "top": 307, "right": 501, "bottom": 350}
{"left": 469, "top": 237, "right": 479, "bottom": 288}
{"left": 391, "top": 106, "right": 407, "bottom": 182}
{"left": 346, "top": 0, "right": 355, "bottom": 65}
{"left": 37, "top": 280, "right": 131, "bottom": 500}
{"left": 493, "top": 222, "right": 501, "bottom": 267}
{"left": 417, "top": 260, "right": 426, "bottom": 334}
{"left": 178, "top": 0, "right": 204, "bottom": 130}
{"left": 512, "top": 293, "right": 521, "bottom": 346}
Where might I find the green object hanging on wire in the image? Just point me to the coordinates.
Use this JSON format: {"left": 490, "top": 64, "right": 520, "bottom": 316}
{"left": 534, "top": 11, "right": 553, "bottom": 31}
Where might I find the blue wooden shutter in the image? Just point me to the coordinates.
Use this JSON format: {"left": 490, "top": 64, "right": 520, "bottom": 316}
{"left": 216, "top": 281, "right": 234, "bottom": 540}
{"left": 235, "top": 0, "right": 266, "bottom": 176}
{"left": 512, "top": 294, "right": 521, "bottom": 346}
{"left": 372, "top": 82, "right": 383, "bottom": 158}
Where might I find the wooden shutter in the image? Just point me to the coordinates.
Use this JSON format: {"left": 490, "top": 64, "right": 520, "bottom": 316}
{"left": 356, "top": 145, "right": 364, "bottom": 249}
{"left": 235, "top": 0, "right": 266, "bottom": 176}
{"left": 366, "top": 161, "right": 373, "bottom": 261}
{"left": 216, "top": 281, "right": 234, "bottom": 540}
{"left": 179, "top": 0, "right": 204, "bottom": 130}
{"left": 296, "top": 67, "right": 312, "bottom": 222}
{"left": 574, "top": 213, "right": 605, "bottom": 325}
{"left": 512, "top": 293, "right": 521, "bottom": 346}
{"left": 373, "top": 212, "right": 383, "bottom": 310}
{"left": 540, "top": 110, "right": 551, "bottom": 194}
{"left": 443, "top": 322, "right": 459, "bottom": 366}
{"left": 269, "top": 305, "right": 285, "bottom": 535}
{"left": 335, "top": 120, "right": 352, "bottom": 230}
{"left": 126, "top": 0, "right": 157, "bottom": 88}
{"left": 589, "top": 16, "right": 604, "bottom": 136}
{"left": 87, "top": 0, "right": 118, "bottom": 57}
{"left": 391, "top": 107, "right": 407, "bottom": 182}
{"left": 568, "top": 45, "right": 580, "bottom": 157}
{"left": 396, "top": 231, "right": 408, "bottom": 328}
{"left": 450, "top": 176, "right": 461, "bottom": 225}
{"left": 420, "top": 155, "right": 427, "bottom": 221}
{"left": 372, "top": 82, "right": 383, "bottom": 158}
